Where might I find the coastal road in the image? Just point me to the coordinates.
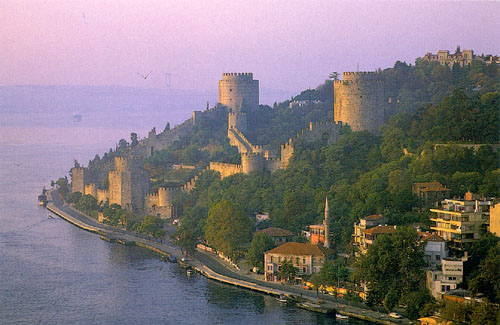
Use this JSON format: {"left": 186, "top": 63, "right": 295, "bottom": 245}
{"left": 49, "top": 190, "right": 408, "bottom": 324}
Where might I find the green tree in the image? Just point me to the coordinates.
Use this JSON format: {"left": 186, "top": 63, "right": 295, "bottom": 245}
{"left": 137, "top": 215, "right": 165, "bottom": 238}
{"left": 469, "top": 242, "right": 500, "bottom": 303}
{"left": 56, "top": 177, "right": 69, "bottom": 200}
{"left": 470, "top": 302, "right": 500, "bottom": 325}
{"left": 440, "top": 300, "right": 470, "bottom": 324}
{"left": 68, "top": 191, "right": 82, "bottom": 204}
{"left": 118, "top": 139, "right": 128, "bottom": 150}
{"left": 76, "top": 194, "right": 98, "bottom": 216}
{"left": 130, "top": 132, "right": 139, "bottom": 147}
{"left": 354, "top": 226, "right": 425, "bottom": 306}
{"left": 311, "top": 260, "right": 349, "bottom": 288}
{"left": 204, "top": 201, "right": 252, "bottom": 260}
{"left": 278, "top": 259, "right": 297, "bottom": 283}
{"left": 247, "top": 233, "right": 275, "bottom": 269}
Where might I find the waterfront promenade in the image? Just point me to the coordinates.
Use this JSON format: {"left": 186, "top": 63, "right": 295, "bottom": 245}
{"left": 47, "top": 189, "right": 409, "bottom": 324}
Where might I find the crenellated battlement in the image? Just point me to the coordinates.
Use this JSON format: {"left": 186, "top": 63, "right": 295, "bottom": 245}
{"left": 334, "top": 70, "right": 387, "bottom": 133}
{"left": 222, "top": 72, "right": 253, "bottom": 77}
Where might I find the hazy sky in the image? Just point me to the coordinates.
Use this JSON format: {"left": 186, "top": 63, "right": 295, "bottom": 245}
{"left": 1, "top": 0, "right": 499, "bottom": 93}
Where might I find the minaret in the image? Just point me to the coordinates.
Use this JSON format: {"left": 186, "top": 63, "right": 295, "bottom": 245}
{"left": 323, "top": 197, "right": 330, "bottom": 248}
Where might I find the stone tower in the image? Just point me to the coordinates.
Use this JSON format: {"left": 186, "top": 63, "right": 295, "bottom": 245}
{"left": 334, "top": 72, "right": 385, "bottom": 133}
{"left": 108, "top": 156, "right": 150, "bottom": 211}
{"left": 71, "top": 167, "right": 88, "bottom": 194}
{"left": 323, "top": 197, "right": 330, "bottom": 248}
{"left": 219, "top": 73, "right": 259, "bottom": 132}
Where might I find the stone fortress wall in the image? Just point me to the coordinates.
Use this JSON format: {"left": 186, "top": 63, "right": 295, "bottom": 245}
{"left": 334, "top": 72, "right": 386, "bottom": 134}
{"left": 71, "top": 167, "right": 88, "bottom": 194}
{"left": 210, "top": 72, "right": 342, "bottom": 179}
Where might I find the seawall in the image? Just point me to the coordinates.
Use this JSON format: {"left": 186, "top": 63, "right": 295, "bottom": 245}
{"left": 46, "top": 190, "right": 402, "bottom": 324}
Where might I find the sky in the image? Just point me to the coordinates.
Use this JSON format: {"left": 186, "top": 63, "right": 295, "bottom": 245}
{"left": 1, "top": 0, "right": 499, "bottom": 93}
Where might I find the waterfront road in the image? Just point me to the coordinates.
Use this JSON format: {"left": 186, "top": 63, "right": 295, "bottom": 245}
{"left": 48, "top": 190, "right": 409, "bottom": 324}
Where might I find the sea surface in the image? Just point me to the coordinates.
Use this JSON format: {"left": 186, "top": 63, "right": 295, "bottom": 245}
{"left": 0, "top": 86, "right": 365, "bottom": 324}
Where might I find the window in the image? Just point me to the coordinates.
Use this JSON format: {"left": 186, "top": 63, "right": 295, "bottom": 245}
{"left": 436, "top": 255, "right": 440, "bottom": 261}
{"left": 278, "top": 257, "right": 281, "bottom": 262}
{"left": 303, "top": 258, "right": 306, "bottom": 264}
{"left": 303, "top": 267, "right": 306, "bottom": 273}
{"left": 270, "top": 256, "right": 273, "bottom": 263}
{"left": 296, "top": 258, "right": 299, "bottom": 264}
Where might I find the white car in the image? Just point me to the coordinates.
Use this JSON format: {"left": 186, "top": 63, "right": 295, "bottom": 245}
{"left": 389, "top": 312, "right": 402, "bottom": 319}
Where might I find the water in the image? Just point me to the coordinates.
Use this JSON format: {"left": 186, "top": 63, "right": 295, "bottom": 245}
{"left": 0, "top": 86, "right": 366, "bottom": 324}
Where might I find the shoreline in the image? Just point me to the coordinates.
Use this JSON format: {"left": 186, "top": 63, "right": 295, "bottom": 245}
{"left": 46, "top": 189, "right": 404, "bottom": 324}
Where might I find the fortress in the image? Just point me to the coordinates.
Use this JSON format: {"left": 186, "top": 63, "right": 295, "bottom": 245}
{"left": 71, "top": 70, "right": 392, "bottom": 217}
{"left": 210, "top": 72, "right": 343, "bottom": 179}
{"left": 333, "top": 71, "right": 391, "bottom": 134}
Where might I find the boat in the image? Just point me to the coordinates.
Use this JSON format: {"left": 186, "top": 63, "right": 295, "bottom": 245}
{"left": 72, "top": 114, "right": 82, "bottom": 122}
{"left": 336, "top": 313, "right": 349, "bottom": 320}
{"left": 48, "top": 215, "right": 54, "bottom": 219}
{"left": 186, "top": 269, "right": 192, "bottom": 276}
{"left": 277, "top": 294, "right": 287, "bottom": 303}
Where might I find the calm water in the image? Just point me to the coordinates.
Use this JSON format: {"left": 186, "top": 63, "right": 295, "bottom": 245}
{"left": 0, "top": 87, "right": 366, "bottom": 324}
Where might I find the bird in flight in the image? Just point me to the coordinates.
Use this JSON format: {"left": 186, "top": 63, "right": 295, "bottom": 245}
{"left": 137, "top": 71, "right": 152, "bottom": 79}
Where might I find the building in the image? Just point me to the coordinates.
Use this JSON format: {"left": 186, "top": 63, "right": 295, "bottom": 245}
{"left": 419, "top": 232, "right": 447, "bottom": 269}
{"left": 309, "top": 198, "right": 331, "bottom": 247}
{"left": 422, "top": 49, "right": 475, "bottom": 67}
{"left": 490, "top": 201, "right": 500, "bottom": 237}
{"left": 359, "top": 225, "right": 396, "bottom": 255}
{"left": 430, "top": 194, "right": 493, "bottom": 251}
{"left": 426, "top": 254, "right": 468, "bottom": 299}
{"left": 352, "top": 215, "right": 389, "bottom": 255}
{"left": 264, "top": 242, "right": 335, "bottom": 282}
{"left": 255, "top": 227, "right": 294, "bottom": 246}
{"left": 412, "top": 182, "right": 451, "bottom": 210}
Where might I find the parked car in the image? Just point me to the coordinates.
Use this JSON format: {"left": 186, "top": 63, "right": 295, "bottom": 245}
{"left": 389, "top": 312, "right": 402, "bottom": 319}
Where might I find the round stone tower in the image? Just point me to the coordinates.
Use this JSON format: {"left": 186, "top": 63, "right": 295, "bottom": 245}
{"left": 219, "top": 73, "right": 259, "bottom": 114}
{"left": 158, "top": 187, "right": 179, "bottom": 207}
{"left": 334, "top": 72, "right": 385, "bottom": 133}
{"left": 241, "top": 152, "right": 264, "bottom": 174}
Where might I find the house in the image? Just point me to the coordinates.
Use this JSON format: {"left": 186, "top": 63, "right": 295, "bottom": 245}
{"left": 426, "top": 254, "right": 468, "bottom": 299}
{"left": 419, "top": 232, "right": 447, "bottom": 269}
{"left": 430, "top": 192, "right": 493, "bottom": 251}
{"left": 264, "top": 242, "right": 335, "bottom": 282}
{"left": 255, "top": 227, "right": 294, "bottom": 246}
{"left": 352, "top": 216, "right": 394, "bottom": 255}
{"left": 412, "top": 182, "right": 450, "bottom": 210}
{"left": 352, "top": 214, "right": 388, "bottom": 254}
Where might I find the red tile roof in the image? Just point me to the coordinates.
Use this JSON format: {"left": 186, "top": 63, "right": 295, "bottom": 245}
{"left": 363, "top": 225, "right": 396, "bottom": 235}
{"left": 365, "top": 214, "right": 384, "bottom": 220}
{"left": 265, "top": 242, "right": 334, "bottom": 257}
{"left": 256, "top": 227, "right": 294, "bottom": 237}
{"left": 419, "top": 232, "right": 445, "bottom": 242}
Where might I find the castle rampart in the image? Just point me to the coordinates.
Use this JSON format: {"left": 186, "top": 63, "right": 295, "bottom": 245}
{"left": 334, "top": 71, "right": 386, "bottom": 133}
{"left": 71, "top": 167, "right": 88, "bottom": 194}
{"left": 97, "top": 189, "right": 109, "bottom": 204}
{"left": 84, "top": 183, "right": 97, "bottom": 198}
{"left": 209, "top": 161, "right": 242, "bottom": 179}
